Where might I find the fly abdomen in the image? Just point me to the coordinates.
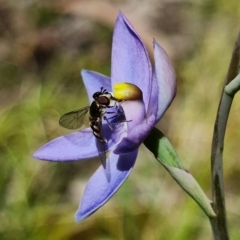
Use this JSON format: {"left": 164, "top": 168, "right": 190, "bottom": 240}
{"left": 90, "top": 117, "right": 106, "bottom": 143}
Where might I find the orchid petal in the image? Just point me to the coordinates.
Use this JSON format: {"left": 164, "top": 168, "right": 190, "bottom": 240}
{"left": 81, "top": 70, "right": 112, "bottom": 103}
{"left": 75, "top": 150, "right": 138, "bottom": 222}
{"left": 111, "top": 12, "right": 152, "bottom": 110}
{"left": 153, "top": 40, "right": 176, "bottom": 122}
{"left": 121, "top": 100, "right": 145, "bottom": 131}
{"left": 146, "top": 61, "right": 158, "bottom": 119}
{"left": 113, "top": 100, "right": 152, "bottom": 154}
{"left": 114, "top": 114, "right": 155, "bottom": 154}
{"left": 33, "top": 124, "right": 126, "bottom": 161}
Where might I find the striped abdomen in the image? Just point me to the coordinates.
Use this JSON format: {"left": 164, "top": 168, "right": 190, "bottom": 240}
{"left": 89, "top": 117, "right": 106, "bottom": 143}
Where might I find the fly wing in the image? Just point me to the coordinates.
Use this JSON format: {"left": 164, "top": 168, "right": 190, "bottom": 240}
{"left": 95, "top": 123, "right": 111, "bottom": 182}
{"left": 59, "top": 107, "right": 89, "bottom": 129}
{"left": 96, "top": 140, "right": 111, "bottom": 182}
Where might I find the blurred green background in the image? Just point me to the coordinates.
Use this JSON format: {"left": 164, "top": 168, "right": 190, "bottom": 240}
{"left": 1, "top": 0, "right": 240, "bottom": 239}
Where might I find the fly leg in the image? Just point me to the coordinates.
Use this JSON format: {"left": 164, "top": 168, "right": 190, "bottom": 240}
{"left": 105, "top": 106, "right": 132, "bottom": 124}
{"left": 103, "top": 115, "right": 115, "bottom": 130}
{"left": 103, "top": 114, "right": 132, "bottom": 130}
{"left": 103, "top": 103, "right": 132, "bottom": 130}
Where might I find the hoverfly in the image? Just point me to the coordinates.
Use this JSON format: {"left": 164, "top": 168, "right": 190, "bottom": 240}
{"left": 59, "top": 87, "right": 124, "bottom": 180}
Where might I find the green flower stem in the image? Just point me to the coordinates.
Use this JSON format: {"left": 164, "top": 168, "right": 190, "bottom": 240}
{"left": 210, "top": 30, "right": 240, "bottom": 240}
{"left": 225, "top": 73, "right": 240, "bottom": 96}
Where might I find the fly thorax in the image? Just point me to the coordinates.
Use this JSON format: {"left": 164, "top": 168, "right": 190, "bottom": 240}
{"left": 89, "top": 101, "right": 101, "bottom": 118}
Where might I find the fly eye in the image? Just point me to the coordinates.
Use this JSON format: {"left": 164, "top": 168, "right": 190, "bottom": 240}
{"left": 97, "top": 96, "right": 109, "bottom": 105}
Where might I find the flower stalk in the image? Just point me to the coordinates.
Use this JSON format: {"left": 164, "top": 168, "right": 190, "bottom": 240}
{"left": 210, "top": 30, "right": 240, "bottom": 240}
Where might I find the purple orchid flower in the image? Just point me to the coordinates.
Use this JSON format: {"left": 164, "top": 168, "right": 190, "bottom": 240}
{"left": 33, "top": 12, "right": 176, "bottom": 222}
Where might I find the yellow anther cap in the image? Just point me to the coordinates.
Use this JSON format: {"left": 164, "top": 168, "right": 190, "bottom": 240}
{"left": 113, "top": 82, "right": 143, "bottom": 100}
